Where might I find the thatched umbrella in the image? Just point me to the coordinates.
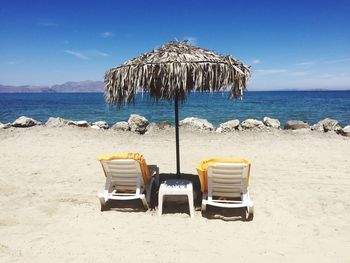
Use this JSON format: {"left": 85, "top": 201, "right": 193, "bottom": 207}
{"left": 104, "top": 41, "right": 251, "bottom": 176}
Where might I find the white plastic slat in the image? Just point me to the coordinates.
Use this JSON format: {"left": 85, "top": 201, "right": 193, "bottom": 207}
{"left": 212, "top": 178, "right": 242, "bottom": 183}
{"left": 103, "top": 159, "right": 144, "bottom": 189}
{"left": 212, "top": 191, "right": 241, "bottom": 197}
{"left": 115, "top": 186, "right": 136, "bottom": 190}
{"left": 111, "top": 176, "right": 138, "bottom": 183}
{"left": 108, "top": 169, "right": 138, "bottom": 175}
{"left": 108, "top": 164, "right": 135, "bottom": 170}
{"left": 111, "top": 179, "right": 137, "bottom": 185}
{"left": 111, "top": 175, "right": 138, "bottom": 180}
{"left": 207, "top": 163, "right": 248, "bottom": 199}
{"left": 108, "top": 165, "right": 137, "bottom": 171}
{"left": 212, "top": 166, "right": 244, "bottom": 171}
{"left": 99, "top": 158, "right": 150, "bottom": 209}
{"left": 107, "top": 162, "right": 136, "bottom": 167}
{"left": 212, "top": 188, "right": 241, "bottom": 193}
{"left": 211, "top": 172, "right": 243, "bottom": 178}
{"left": 201, "top": 162, "right": 253, "bottom": 213}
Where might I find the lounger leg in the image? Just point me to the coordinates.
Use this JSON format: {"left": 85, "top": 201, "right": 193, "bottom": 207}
{"left": 201, "top": 202, "right": 206, "bottom": 212}
{"left": 141, "top": 196, "right": 149, "bottom": 210}
{"left": 246, "top": 202, "right": 254, "bottom": 221}
{"left": 201, "top": 192, "right": 207, "bottom": 212}
{"left": 98, "top": 194, "right": 105, "bottom": 204}
{"left": 98, "top": 193, "right": 109, "bottom": 211}
{"left": 187, "top": 193, "right": 194, "bottom": 218}
{"left": 158, "top": 192, "right": 164, "bottom": 216}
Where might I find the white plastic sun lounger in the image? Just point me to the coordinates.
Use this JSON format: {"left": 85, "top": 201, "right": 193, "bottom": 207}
{"left": 202, "top": 162, "right": 254, "bottom": 220}
{"left": 98, "top": 159, "right": 158, "bottom": 211}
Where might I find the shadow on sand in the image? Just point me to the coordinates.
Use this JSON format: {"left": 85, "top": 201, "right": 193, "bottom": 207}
{"left": 103, "top": 199, "right": 148, "bottom": 212}
{"left": 202, "top": 207, "right": 247, "bottom": 222}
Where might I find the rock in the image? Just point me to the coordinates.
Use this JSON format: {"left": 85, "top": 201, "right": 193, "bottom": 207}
{"left": 156, "top": 121, "right": 172, "bottom": 129}
{"left": 66, "top": 120, "right": 76, "bottom": 126}
{"left": 146, "top": 121, "right": 172, "bottom": 133}
{"left": 179, "top": 117, "right": 214, "bottom": 131}
{"left": 12, "top": 116, "right": 41, "bottom": 128}
{"left": 145, "top": 123, "right": 158, "bottom": 133}
{"left": 0, "top": 122, "right": 11, "bottom": 129}
{"left": 241, "top": 119, "right": 265, "bottom": 130}
{"left": 45, "top": 117, "right": 69, "bottom": 127}
{"left": 311, "top": 118, "right": 342, "bottom": 133}
{"left": 216, "top": 119, "right": 240, "bottom": 133}
{"left": 128, "top": 114, "right": 149, "bottom": 134}
{"left": 111, "top": 121, "right": 130, "bottom": 131}
{"left": 340, "top": 125, "right": 350, "bottom": 137}
{"left": 75, "top": 120, "right": 90, "bottom": 127}
{"left": 311, "top": 124, "right": 324, "bottom": 132}
{"left": 66, "top": 120, "right": 90, "bottom": 127}
{"left": 263, "top": 117, "right": 280, "bottom": 129}
{"left": 92, "top": 121, "right": 109, "bottom": 129}
{"left": 284, "top": 120, "right": 310, "bottom": 130}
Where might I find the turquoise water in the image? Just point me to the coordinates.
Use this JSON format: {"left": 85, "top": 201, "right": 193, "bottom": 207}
{"left": 0, "top": 91, "right": 349, "bottom": 126}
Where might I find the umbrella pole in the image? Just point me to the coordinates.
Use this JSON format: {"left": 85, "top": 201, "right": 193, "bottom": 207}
{"left": 174, "top": 96, "right": 181, "bottom": 177}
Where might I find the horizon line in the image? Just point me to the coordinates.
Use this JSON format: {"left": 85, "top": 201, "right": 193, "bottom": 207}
{"left": 1, "top": 89, "right": 350, "bottom": 94}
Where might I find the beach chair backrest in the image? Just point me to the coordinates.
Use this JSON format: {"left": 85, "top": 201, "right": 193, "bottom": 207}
{"left": 207, "top": 163, "right": 248, "bottom": 198}
{"left": 101, "top": 159, "right": 144, "bottom": 193}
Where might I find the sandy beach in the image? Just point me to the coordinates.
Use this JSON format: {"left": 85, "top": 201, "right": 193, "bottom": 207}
{"left": 0, "top": 126, "right": 349, "bottom": 262}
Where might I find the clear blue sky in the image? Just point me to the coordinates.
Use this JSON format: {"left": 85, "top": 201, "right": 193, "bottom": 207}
{"left": 0, "top": 0, "right": 349, "bottom": 90}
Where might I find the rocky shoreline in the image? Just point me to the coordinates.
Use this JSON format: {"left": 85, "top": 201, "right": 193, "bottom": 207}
{"left": 1, "top": 115, "right": 349, "bottom": 137}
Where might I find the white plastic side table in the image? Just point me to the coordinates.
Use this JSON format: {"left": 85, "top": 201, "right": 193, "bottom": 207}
{"left": 158, "top": 179, "right": 194, "bottom": 218}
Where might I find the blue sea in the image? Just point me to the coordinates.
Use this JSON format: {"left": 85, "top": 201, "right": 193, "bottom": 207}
{"left": 0, "top": 91, "right": 349, "bottom": 126}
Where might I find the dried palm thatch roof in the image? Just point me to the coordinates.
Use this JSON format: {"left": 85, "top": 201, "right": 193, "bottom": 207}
{"left": 104, "top": 41, "right": 251, "bottom": 105}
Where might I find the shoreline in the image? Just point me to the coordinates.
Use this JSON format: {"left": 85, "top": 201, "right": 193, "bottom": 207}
{"left": 2, "top": 115, "right": 350, "bottom": 138}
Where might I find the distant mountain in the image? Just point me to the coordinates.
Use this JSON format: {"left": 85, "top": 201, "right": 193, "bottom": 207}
{"left": 0, "top": 84, "right": 55, "bottom": 93}
{"left": 51, "top": 80, "right": 104, "bottom": 93}
{"left": 0, "top": 81, "right": 104, "bottom": 93}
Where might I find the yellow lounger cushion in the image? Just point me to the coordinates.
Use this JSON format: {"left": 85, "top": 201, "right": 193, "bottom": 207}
{"left": 98, "top": 153, "right": 151, "bottom": 185}
{"left": 196, "top": 158, "right": 251, "bottom": 192}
